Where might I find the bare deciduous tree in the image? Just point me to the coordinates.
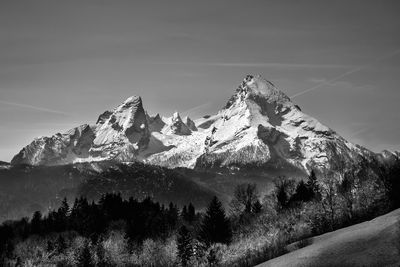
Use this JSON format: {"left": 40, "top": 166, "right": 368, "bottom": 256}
{"left": 231, "top": 183, "right": 259, "bottom": 214}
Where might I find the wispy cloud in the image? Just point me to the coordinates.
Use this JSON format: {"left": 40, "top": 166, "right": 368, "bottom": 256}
{"left": 0, "top": 100, "right": 71, "bottom": 115}
{"left": 291, "top": 49, "right": 400, "bottom": 98}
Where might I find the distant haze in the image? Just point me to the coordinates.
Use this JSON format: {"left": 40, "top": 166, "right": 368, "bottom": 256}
{"left": 0, "top": 0, "right": 399, "bottom": 161}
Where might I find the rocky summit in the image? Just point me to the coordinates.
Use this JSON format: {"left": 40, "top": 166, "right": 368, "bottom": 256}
{"left": 11, "top": 75, "right": 397, "bottom": 173}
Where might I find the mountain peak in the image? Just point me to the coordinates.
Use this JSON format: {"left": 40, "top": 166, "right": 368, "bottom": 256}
{"left": 164, "top": 111, "right": 191, "bottom": 135}
{"left": 185, "top": 116, "right": 198, "bottom": 131}
{"left": 124, "top": 95, "right": 141, "bottom": 103}
{"left": 172, "top": 111, "right": 182, "bottom": 121}
{"left": 120, "top": 96, "right": 143, "bottom": 109}
{"left": 225, "top": 74, "right": 291, "bottom": 109}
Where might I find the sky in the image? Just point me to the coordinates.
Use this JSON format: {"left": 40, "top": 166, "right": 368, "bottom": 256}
{"left": 0, "top": 0, "right": 400, "bottom": 161}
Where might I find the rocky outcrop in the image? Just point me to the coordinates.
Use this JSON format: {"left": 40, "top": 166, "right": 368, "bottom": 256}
{"left": 90, "top": 96, "right": 150, "bottom": 161}
{"left": 163, "top": 112, "right": 192, "bottom": 135}
{"left": 12, "top": 124, "right": 95, "bottom": 166}
{"left": 185, "top": 116, "right": 198, "bottom": 131}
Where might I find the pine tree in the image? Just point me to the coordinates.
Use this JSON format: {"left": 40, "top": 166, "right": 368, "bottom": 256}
{"left": 31, "top": 211, "right": 42, "bottom": 235}
{"left": 167, "top": 202, "right": 179, "bottom": 229}
{"left": 252, "top": 200, "right": 262, "bottom": 214}
{"left": 58, "top": 197, "right": 69, "bottom": 217}
{"left": 182, "top": 204, "right": 196, "bottom": 223}
{"left": 177, "top": 225, "right": 193, "bottom": 266}
{"left": 181, "top": 205, "right": 188, "bottom": 220}
{"left": 291, "top": 180, "right": 313, "bottom": 203}
{"left": 200, "top": 196, "right": 232, "bottom": 246}
{"left": 187, "top": 203, "right": 196, "bottom": 222}
{"left": 57, "top": 197, "right": 69, "bottom": 231}
{"left": 276, "top": 183, "right": 288, "bottom": 209}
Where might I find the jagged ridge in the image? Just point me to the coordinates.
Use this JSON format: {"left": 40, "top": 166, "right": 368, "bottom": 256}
{"left": 11, "top": 74, "right": 399, "bottom": 174}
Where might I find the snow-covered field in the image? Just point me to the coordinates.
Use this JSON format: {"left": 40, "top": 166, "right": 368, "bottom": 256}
{"left": 258, "top": 209, "right": 400, "bottom": 267}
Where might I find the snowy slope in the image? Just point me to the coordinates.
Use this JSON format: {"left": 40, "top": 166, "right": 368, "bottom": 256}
{"left": 89, "top": 96, "right": 150, "bottom": 161}
{"left": 193, "top": 75, "right": 374, "bottom": 171}
{"left": 11, "top": 74, "right": 398, "bottom": 172}
{"left": 258, "top": 208, "right": 400, "bottom": 267}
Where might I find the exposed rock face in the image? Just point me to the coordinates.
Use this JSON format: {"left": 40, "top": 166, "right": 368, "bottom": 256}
{"left": 11, "top": 74, "right": 398, "bottom": 174}
{"left": 90, "top": 96, "right": 150, "bottom": 161}
{"left": 12, "top": 124, "right": 95, "bottom": 166}
{"left": 148, "top": 114, "right": 165, "bottom": 132}
{"left": 185, "top": 116, "right": 198, "bottom": 131}
{"left": 12, "top": 97, "right": 150, "bottom": 165}
{"left": 193, "top": 75, "right": 354, "bottom": 171}
{"left": 163, "top": 112, "right": 192, "bottom": 135}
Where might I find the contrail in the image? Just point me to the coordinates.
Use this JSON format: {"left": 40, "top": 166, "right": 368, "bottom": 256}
{"left": 0, "top": 100, "right": 70, "bottom": 115}
{"left": 291, "top": 49, "right": 400, "bottom": 98}
{"left": 147, "top": 61, "right": 357, "bottom": 69}
{"left": 181, "top": 102, "right": 212, "bottom": 116}
{"left": 349, "top": 126, "right": 371, "bottom": 138}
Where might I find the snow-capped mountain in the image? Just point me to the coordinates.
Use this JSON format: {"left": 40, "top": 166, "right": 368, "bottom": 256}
{"left": 11, "top": 75, "right": 397, "bottom": 173}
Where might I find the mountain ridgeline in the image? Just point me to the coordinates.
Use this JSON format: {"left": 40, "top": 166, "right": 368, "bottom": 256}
{"left": 3, "top": 74, "right": 400, "bottom": 222}
{"left": 11, "top": 75, "right": 399, "bottom": 173}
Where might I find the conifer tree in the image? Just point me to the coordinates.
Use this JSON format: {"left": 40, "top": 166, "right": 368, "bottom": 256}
{"left": 276, "top": 183, "right": 288, "bottom": 209}
{"left": 252, "top": 199, "right": 263, "bottom": 214}
{"left": 58, "top": 197, "right": 69, "bottom": 217}
{"left": 57, "top": 197, "right": 69, "bottom": 231}
{"left": 182, "top": 203, "right": 196, "bottom": 222}
{"left": 187, "top": 203, "right": 196, "bottom": 222}
{"left": 291, "top": 180, "right": 313, "bottom": 203}
{"left": 31, "top": 211, "right": 42, "bottom": 235}
{"left": 200, "top": 196, "right": 232, "bottom": 246}
{"left": 181, "top": 205, "right": 188, "bottom": 220}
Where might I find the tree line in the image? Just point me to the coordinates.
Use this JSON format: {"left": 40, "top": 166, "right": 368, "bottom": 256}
{"left": 0, "top": 193, "right": 232, "bottom": 266}
{"left": 1, "top": 161, "right": 399, "bottom": 266}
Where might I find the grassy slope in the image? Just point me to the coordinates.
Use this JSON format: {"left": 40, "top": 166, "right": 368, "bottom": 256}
{"left": 258, "top": 208, "right": 400, "bottom": 267}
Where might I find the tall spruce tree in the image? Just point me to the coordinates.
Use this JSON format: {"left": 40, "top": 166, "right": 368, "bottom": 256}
{"left": 57, "top": 198, "right": 69, "bottom": 231}
{"left": 31, "top": 211, "right": 42, "bottom": 235}
{"left": 181, "top": 205, "right": 188, "bottom": 220}
{"left": 200, "top": 196, "right": 232, "bottom": 246}
{"left": 187, "top": 203, "right": 196, "bottom": 222}
{"left": 291, "top": 180, "right": 314, "bottom": 203}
